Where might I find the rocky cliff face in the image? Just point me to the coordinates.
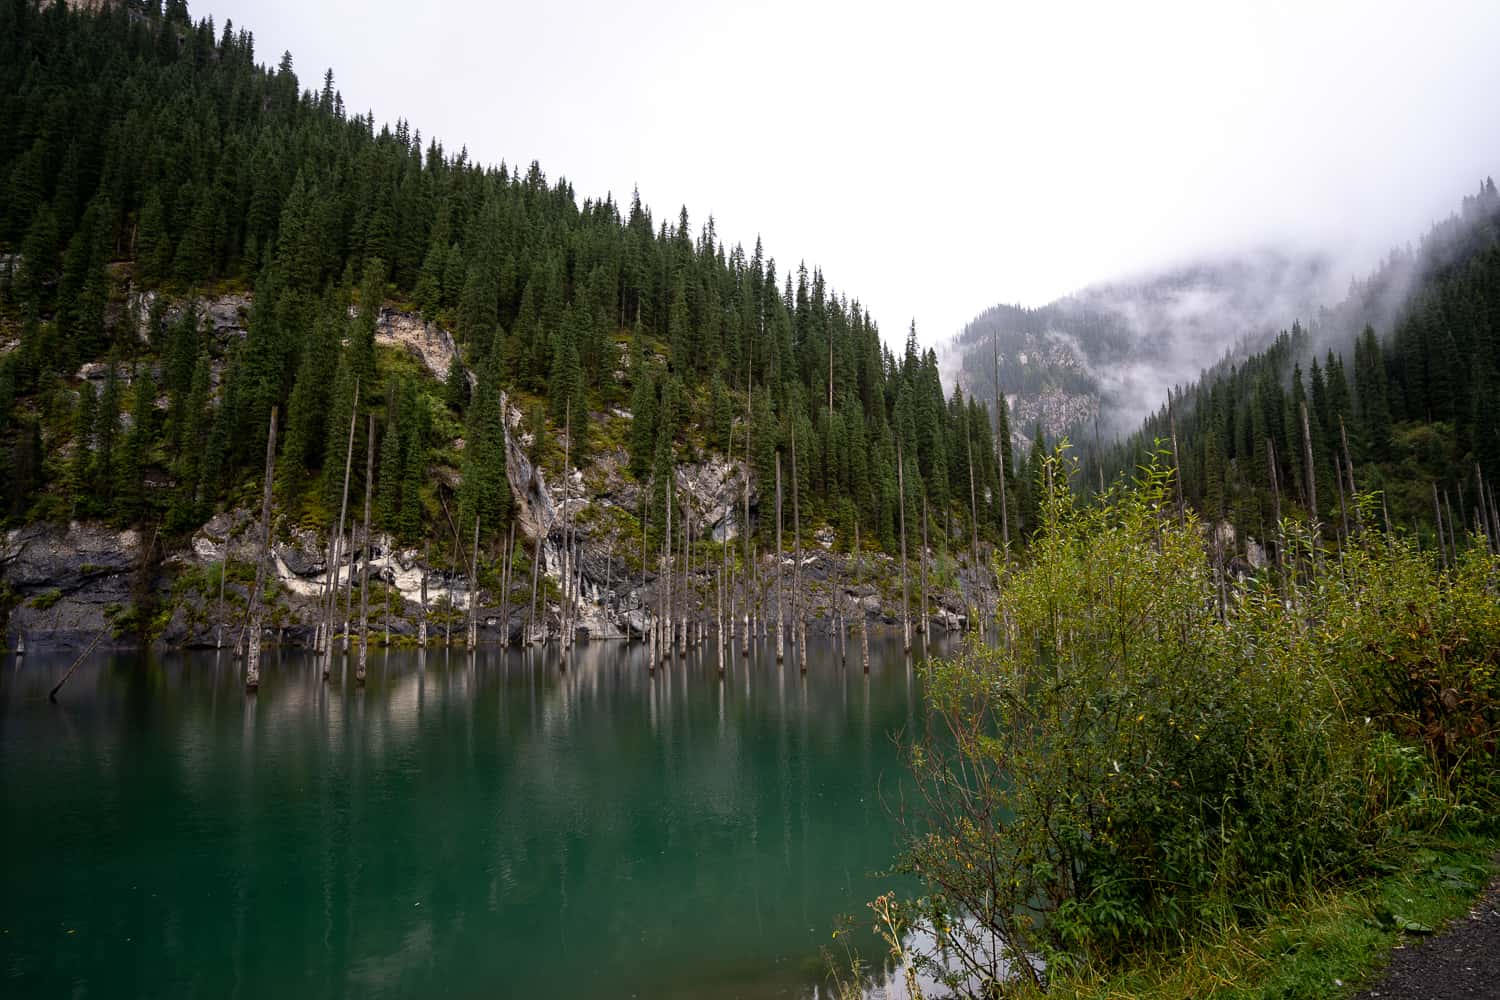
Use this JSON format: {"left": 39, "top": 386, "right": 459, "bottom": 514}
{"left": 2, "top": 292, "right": 985, "bottom": 651}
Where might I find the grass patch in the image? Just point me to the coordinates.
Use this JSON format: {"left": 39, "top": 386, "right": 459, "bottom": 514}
{"left": 1042, "top": 833, "right": 1499, "bottom": 1000}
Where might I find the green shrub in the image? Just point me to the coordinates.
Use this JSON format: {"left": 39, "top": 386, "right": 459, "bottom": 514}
{"left": 27, "top": 588, "right": 62, "bottom": 610}
{"left": 893, "top": 449, "right": 1500, "bottom": 990}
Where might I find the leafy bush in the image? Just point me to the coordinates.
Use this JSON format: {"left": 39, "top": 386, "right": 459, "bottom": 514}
{"left": 27, "top": 588, "right": 62, "bottom": 610}
{"left": 893, "top": 449, "right": 1500, "bottom": 992}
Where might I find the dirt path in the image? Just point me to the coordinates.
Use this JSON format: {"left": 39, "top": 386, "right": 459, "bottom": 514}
{"left": 1352, "top": 868, "right": 1500, "bottom": 999}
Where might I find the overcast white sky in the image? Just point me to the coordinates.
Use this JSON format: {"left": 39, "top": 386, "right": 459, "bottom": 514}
{"left": 211, "top": 0, "right": 1500, "bottom": 346}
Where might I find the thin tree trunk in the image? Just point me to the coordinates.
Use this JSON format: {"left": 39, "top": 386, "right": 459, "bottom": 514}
{"left": 992, "top": 328, "right": 1010, "bottom": 554}
{"left": 49, "top": 629, "right": 107, "bottom": 702}
{"left": 1445, "top": 489, "right": 1459, "bottom": 563}
{"left": 717, "top": 516, "right": 726, "bottom": 675}
{"left": 967, "top": 431, "right": 980, "bottom": 632}
{"left": 775, "top": 452, "right": 784, "bottom": 661}
{"left": 1268, "top": 438, "right": 1283, "bottom": 577}
{"left": 1169, "top": 397, "right": 1187, "bottom": 530}
{"left": 466, "top": 514, "right": 479, "bottom": 652}
{"left": 897, "top": 439, "right": 911, "bottom": 654}
{"left": 662, "top": 474, "right": 673, "bottom": 665}
{"left": 742, "top": 358, "right": 752, "bottom": 657}
{"left": 1334, "top": 453, "right": 1350, "bottom": 556}
{"left": 640, "top": 488, "right": 649, "bottom": 646}
{"left": 678, "top": 500, "right": 688, "bottom": 657}
{"left": 419, "top": 546, "right": 429, "bottom": 648}
{"left": 245, "top": 405, "right": 278, "bottom": 692}
{"left": 528, "top": 516, "right": 541, "bottom": 646}
{"left": 357, "top": 413, "right": 374, "bottom": 683}
{"left": 856, "top": 522, "right": 870, "bottom": 673}
{"left": 215, "top": 546, "right": 226, "bottom": 652}
{"left": 325, "top": 379, "right": 359, "bottom": 665}
{"left": 342, "top": 522, "right": 354, "bottom": 651}
{"left": 1339, "top": 416, "right": 1359, "bottom": 526}
{"left": 1300, "top": 401, "right": 1319, "bottom": 534}
{"left": 501, "top": 523, "right": 514, "bottom": 648}
{"left": 792, "top": 423, "right": 806, "bottom": 671}
{"left": 1434, "top": 483, "right": 1448, "bottom": 572}
{"left": 920, "top": 494, "right": 930, "bottom": 650}
{"left": 1487, "top": 478, "right": 1500, "bottom": 552}
{"left": 561, "top": 402, "right": 572, "bottom": 651}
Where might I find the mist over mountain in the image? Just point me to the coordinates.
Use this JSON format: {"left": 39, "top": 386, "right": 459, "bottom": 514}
{"left": 941, "top": 248, "right": 1344, "bottom": 446}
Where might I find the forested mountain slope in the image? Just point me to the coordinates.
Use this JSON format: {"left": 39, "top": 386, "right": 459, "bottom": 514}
{"left": 0, "top": 0, "right": 1013, "bottom": 644}
{"left": 1108, "top": 181, "right": 1500, "bottom": 559}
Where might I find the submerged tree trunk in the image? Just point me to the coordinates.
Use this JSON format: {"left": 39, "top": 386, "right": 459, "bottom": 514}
{"left": 418, "top": 546, "right": 429, "bottom": 648}
{"left": 792, "top": 424, "right": 806, "bottom": 671}
{"left": 662, "top": 474, "right": 673, "bottom": 666}
{"left": 775, "top": 452, "right": 784, "bottom": 662}
{"left": 466, "top": 514, "right": 479, "bottom": 652}
{"left": 245, "top": 405, "right": 279, "bottom": 692}
{"left": 506, "top": 522, "right": 517, "bottom": 647}
{"left": 324, "top": 379, "right": 359, "bottom": 668}
{"left": 856, "top": 522, "right": 870, "bottom": 673}
{"left": 357, "top": 413, "right": 374, "bottom": 683}
{"left": 920, "top": 494, "right": 930, "bottom": 651}
{"left": 897, "top": 439, "right": 911, "bottom": 654}
{"left": 528, "top": 514, "right": 542, "bottom": 647}
{"left": 742, "top": 361, "right": 753, "bottom": 657}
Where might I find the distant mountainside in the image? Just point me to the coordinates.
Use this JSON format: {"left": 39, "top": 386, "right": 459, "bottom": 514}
{"left": 940, "top": 249, "right": 1341, "bottom": 446}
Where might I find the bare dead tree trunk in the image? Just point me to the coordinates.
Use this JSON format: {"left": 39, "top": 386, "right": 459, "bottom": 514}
{"left": 856, "top": 522, "right": 869, "bottom": 673}
{"left": 920, "top": 494, "right": 930, "bottom": 652}
{"left": 501, "top": 522, "right": 514, "bottom": 648}
{"left": 419, "top": 546, "right": 429, "bottom": 648}
{"left": 992, "top": 328, "right": 1010, "bottom": 555}
{"left": 49, "top": 629, "right": 107, "bottom": 702}
{"left": 677, "top": 499, "right": 688, "bottom": 658}
{"left": 662, "top": 474, "right": 672, "bottom": 666}
{"left": 897, "top": 438, "right": 911, "bottom": 654}
{"left": 1445, "top": 489, "right": 1459, "bottom": 563}
{"left": 528, "top": 515, "right": 542, "bottom": 647}
{"left": 1434, "top": 483, "right": 1448, "bottom": 573}
{"left": 1334, "top": 453, "right": 1350, "bottom": 559}
{"left": 244, "top": 405, "right": 278, "bottom": 692}
{"left": 1339, "top": 416, "right": 1360, "bottom": 527}
{"left": 742, "top": 359, "right": 752, "bottom": 657}
{"left": 325, "top": 382, "right": 359, "bottom": 665}
{"left": 561, "top": 402, "right": 572, "bottom": 652}
{"left": 1489, "top": 481, "right": 1500, "bottom": 551}
{"left": 1268, "top": 438, "right": 1283, "bottom": 577}
{"left": 775, "top": 452, "right": 784, "bottom": 662}
{"left": 463, "top": 516, "right": 479, "bottom": 651}
{"left": 792, "top": 422, "right": 806, "bottom": 671}
{"left": 966, "top": 430, "right": 980, "bottom": 632}
{"left": 323, "top": 379, "right": 359, "bottom": 664}
{"left": 718, "top": 512, "right": 726, "bottom": 675}
{"left": 1169, "top": 397, "right": 1186, "bottom": 529}
{"left": 342, "top": 520, "right": 354, "bottom": 651}
{"left": 216, "top": 544, "right": 226, "bottom": 652}
{"left": 357, "top": 413, "right": 374, "bottom": 684}
{"left": 1299, "top": 402, "right": 1318, "bottom": 532}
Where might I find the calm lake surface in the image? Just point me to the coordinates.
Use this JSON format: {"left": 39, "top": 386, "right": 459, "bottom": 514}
{"left": 1, "top": 635, "right": 950, "bottom": 998}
